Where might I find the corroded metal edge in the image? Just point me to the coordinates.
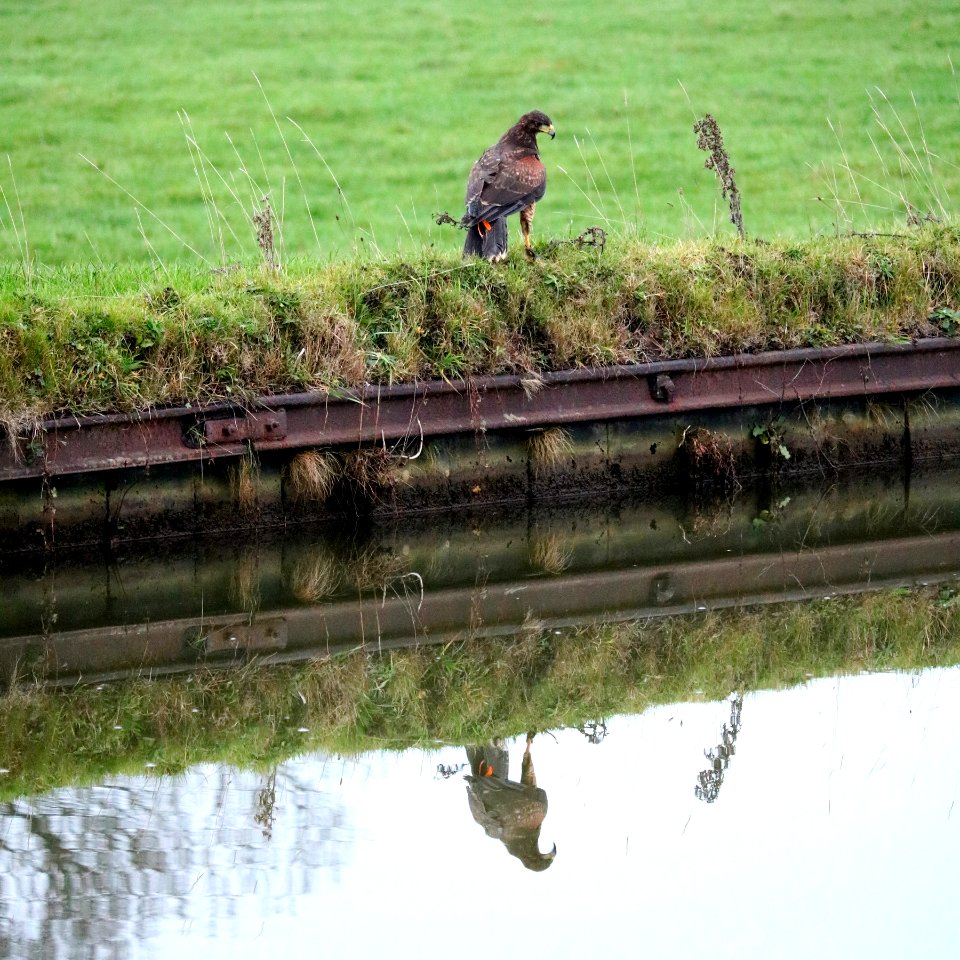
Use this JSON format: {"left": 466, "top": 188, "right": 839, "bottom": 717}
{"left": 3, "top": 337, "right": 959, "bottom": 480}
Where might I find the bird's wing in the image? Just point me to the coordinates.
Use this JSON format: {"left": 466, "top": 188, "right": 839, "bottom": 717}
{"left": 464, "top": 151, "right": 546, "bottom": 225}
{"left": 464, "top": 147, "right": 502, "bottom": 213}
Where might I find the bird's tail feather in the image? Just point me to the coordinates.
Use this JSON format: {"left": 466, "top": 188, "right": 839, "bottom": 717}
{"left": 482, "top": 219, "right": 508, "bottom": 260}
{"left": 463, "top": 219, "right": 508, "bottom": 260}
{"left": 462, "top": 224, "right": 483, "bottom": 258}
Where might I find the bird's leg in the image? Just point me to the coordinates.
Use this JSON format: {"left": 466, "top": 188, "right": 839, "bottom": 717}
{"left": 521, "top": 732, "right": 537, "bottom": 787}
{"left": 520, "top": 203, "right": 536, "bottom": 259}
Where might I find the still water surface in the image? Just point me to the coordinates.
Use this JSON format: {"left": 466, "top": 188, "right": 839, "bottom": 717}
{"left": 3, "top": 667, "right": 958, "bottom": 959}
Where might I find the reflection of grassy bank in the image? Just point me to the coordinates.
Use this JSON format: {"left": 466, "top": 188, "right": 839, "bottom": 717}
{"left": 2, "top": 587, "right": 958, "bottom": 800}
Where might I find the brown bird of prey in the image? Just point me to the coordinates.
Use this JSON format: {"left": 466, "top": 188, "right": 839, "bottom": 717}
{"left": 464, "top": 734, "right": 556, "bottom": 872}
{"left": 461, "top": 110, "right": 555, "bottom": 261}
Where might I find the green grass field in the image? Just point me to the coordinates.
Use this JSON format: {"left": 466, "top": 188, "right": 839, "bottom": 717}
{"left": 2, "top": 0, "right": 959, "bottom": 266}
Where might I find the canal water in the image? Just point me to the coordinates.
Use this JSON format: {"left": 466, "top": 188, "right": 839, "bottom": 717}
{"left": 2, "top": 672, "right": 959, "bottom": 959}
{"left": 1, "top": 467, "right": 959, "bottom": 958}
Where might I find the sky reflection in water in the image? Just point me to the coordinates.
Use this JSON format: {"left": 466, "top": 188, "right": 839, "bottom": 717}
{"left": 2, "top": 667, "right": 959, "bottom": 959}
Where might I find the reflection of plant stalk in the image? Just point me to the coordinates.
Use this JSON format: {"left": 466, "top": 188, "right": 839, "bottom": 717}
{"left": 230, "top": 546, "right": 261, "bottom": 612}
{"left": 530, "top": 533, "right": 572, "bottom": 575}
{"left": 253, "top": 767, "right": 278, "bottom": 840}
{"left": 695, "top": 694, "right": 743, "bottom": 803}
{"left": 290, "top": 550, "right": 341, "bottom": 603}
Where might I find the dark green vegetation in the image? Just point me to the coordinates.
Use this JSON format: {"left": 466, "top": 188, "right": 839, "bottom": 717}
{"left": 1, "top": 587, "right": 958, "bottom": 801}
{"left": 2, "top": 229, "right": 959, "bottom": 423}
{"left": 1, "top": 0, "right": 958, "bottom": 265}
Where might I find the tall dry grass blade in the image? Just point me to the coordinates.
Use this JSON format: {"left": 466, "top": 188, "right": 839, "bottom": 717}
{"left": 557, "top": 164, "right": 614, "bottom": 228}
{"left": 179, "top": 115, "right": 248, "bottom": 258}
{"left": 395, "top": 204, "right": 416, "bottom": 246}
{"left": 225, "top": 129, "right": 287, "bottom": 263}
{"left": 81, "top": 229, "right": 106, "bottom": 268}
{"left": 587, "top": 128, "right": 627, "bottom": 229}
{"left": 253, "top": 72, "right": 322, "bottom": 255}
{"left": 287, "top": 116, "right": 357, "bottom": 235}
{"left": 225, "top": 131, "right": 264, "bottom": 214}
{"left": 866, "top": 88, "right": 945, "bottom": 221}
{"left": 676, "top": 79, "right": 699, "bottom": 121}
{"left": 6, "top": 157, "right": 31, "bottom": 284}
{"left": 0, "top": 176, "right": 25, "bottom": 267}
{"left": 573, "top": 134, "right": 612, "bottom": 231}
{"left": 623, "top": 91, "right": 644, "bottom": 228}
{"left": 180, "top": 111, "right": 222, "bottom": 261}
{"left": 827, "top": 117, "right": 864, "bottom": 215}
{"left": 80, "top": 153, "right": 211, "bottom": 264}
{"left": 135, "top": 209, "right": 171, "bottom": 281}
{"left": 676, "top": 187, "right": 707, "bottom": 235}
{"left": 1, "top": 158, "right": 31, "bottom": 287}
{"left": 910, "top": 91, "right": 952, "bottom": 215}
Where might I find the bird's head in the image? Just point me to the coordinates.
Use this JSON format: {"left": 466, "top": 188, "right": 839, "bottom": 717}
{"left": 519, "top": 110, "right": 556, "bottom": 140}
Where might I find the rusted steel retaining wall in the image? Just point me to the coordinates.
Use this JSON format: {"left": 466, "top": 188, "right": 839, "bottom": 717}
{"left": 1, "top": 338, "right": 959, "bottom": 550}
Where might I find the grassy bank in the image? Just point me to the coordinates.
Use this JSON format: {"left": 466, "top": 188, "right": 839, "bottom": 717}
{"left": 2, "top": 229, "right": 959, "bottom": 424}
{"left": 2, "top": 1, "right": 959, "bottom": 263}
{"left": 1, "top": 587, "right": 958, "bottom": 801}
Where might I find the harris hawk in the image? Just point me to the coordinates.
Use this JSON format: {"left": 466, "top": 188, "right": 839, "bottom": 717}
{"left": 464, "top": 735, "right": 556, "bottom": 872}
{"left": 461, "top": 111, "right": 555, "bottom": 261}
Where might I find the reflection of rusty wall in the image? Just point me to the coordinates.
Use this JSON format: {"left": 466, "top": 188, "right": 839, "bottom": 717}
{"left": 0, "top": 763, "right": 349, "bottom": 959}
{"left": 2, "top": 465, "right": 960, "bottom": 686}
{"left": 1, "top": 385, "right": 959, "bottom": 551}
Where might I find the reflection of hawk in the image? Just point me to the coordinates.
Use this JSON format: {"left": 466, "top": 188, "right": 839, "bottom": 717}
{"left": 465, "top": 735, "right": 556, "bottom": 871}
{"left": 461, "top": 111, "right": 555, "bottom": 262}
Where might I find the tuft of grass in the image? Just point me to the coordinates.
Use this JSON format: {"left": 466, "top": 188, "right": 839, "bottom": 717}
{"left": 340, "top": 446, "right": 399, "bottom": 498}
{"left": 822, "top": 84, "right": 959, "bottom": 232}
{"left": 681, "top": 425, "right": 742, "bottom": 493}
{"left": 285, "top": 449, "right": 339, "bottom": 502}
{"left": 1, "top": 586, "right": 957, "bottom": 801}
{"left": 528, "top": 427, "right": 574, "bottom": 476}
{"left": 228, "top": 450, "right": 259, "bottom": 512}
{"left": 1, "top": 229, "right": 958, "bottom": 424}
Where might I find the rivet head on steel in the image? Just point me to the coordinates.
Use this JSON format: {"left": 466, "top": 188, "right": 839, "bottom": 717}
{"left": 652, "top": 373, "right": 675, "bottom": 403}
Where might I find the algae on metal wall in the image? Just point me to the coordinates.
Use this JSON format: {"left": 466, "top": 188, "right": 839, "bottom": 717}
{"left": 1, "top": 229, "right": 959, "bottom": 424}
{"left": 1, "top": 587, "right": 958, "bottom": 802}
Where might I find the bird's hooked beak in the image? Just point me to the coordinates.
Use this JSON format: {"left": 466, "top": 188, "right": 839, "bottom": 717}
{"left": 540, "top": 123, "right": 556, "bottom": 139}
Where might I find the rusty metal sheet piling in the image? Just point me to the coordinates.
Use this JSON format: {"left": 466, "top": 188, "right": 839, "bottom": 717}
{"left": 2, "top": 337, "right": 958, "bottom": 481}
